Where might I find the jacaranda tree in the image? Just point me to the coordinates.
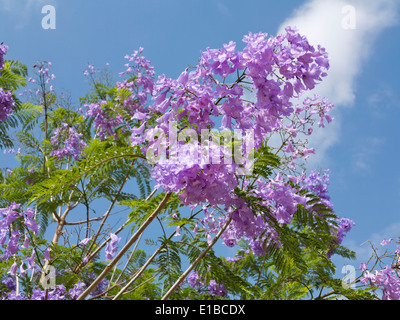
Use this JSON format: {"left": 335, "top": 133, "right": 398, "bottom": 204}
{"left": 0, "top": 28, "right": 384, "bottom": 300}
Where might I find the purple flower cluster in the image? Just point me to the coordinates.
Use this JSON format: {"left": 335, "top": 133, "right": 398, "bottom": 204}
{"left": 81, "top": 29, "right": 336, "bottom": 238}
{"left": 84, "top": 48, "right": 155, "bottom": 141}
{"left": 292, "top": 169, "right": 355, "bottom": 256}
{"left": 127, "top": 27, "right": 333, "bottom": 211}
{"left": 0, "top": 202, "right": 98, "bottom": 300}
{"left": 86, "top": 272, "right": 109, "bottom": 297}
{"left": 357, "top": 239, "right": 400, "bottom": 300}
{"left": 85, "top": 102, "right": 124, "bottom": 140}
{"left": 335, "top": 217, "right": 355, "bottom": 242}
{"left": 360, "top": 265, "right": 400, "bottom": 300}
{"left": 152, "top": 158, "right": 239, "bottom": 207}
{"left": 0, "top": 43, "right": 16, "bottom": 122}
{"left": 2, "top": 281, "right": 87, "bottom": 300}
{"left": 57, "top": 27, "right": 348, "bottom": 267}
{"left": 217, "top": 173, "right": 308, "bottom": 253}
{"left": 0, "top": 203, "right": 39, "bottom": 262}
{"left": 117, "top": 47, "right": 155, "bottom": 113}
{"left": 50, "top": 123, "right": 87, "bottom": 161}
{"left": 187, "top": 271, "right": 227, "bottom": 297}
{"left": 325, "top": 217, "right": 355, "bottom": 258}
{"left": 0, "top": 42, "right": 7, "bottom": 71}
{"left": 0, "top": 88, "right": 16, "bottom": 122}
{"left": 30, "top": 62, "right": 56, "bottom": 103}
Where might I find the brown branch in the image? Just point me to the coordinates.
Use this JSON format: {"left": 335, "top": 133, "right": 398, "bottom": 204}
{"left": 76, "top": 192, "right": 172, "bottom": 300}
{"left": 161, "top": 213, "right": 233, "bottom": 300}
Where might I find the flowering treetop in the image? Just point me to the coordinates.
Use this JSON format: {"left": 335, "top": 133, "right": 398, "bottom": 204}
{"left": 0, "top": 27, "right": 376, "bottom": 301}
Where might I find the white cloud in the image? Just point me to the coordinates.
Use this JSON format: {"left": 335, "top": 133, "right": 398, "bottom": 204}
{"left": 277, "top": 0, "right": 399, "bottom": 167}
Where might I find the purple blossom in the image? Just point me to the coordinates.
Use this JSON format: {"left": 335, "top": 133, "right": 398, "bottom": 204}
{"left": 68, "top": 281, "right": 86, "bottom": 299}
{"left": 0, "top": 42, "right": 7, "bottom": 70}
{"left": 208, "top": 279, "right": 227, "bottom": 296}
{"left": 0, "top": 88, "right": 15, "bottom": 122}
{"left": 326, "top": 217, "right": 355, "bottom": 258}
{"left": 381, "top": 238, "right": 393, "bottom": 246}
{"left": 78, "top": 237, "right": 92, "bottom": 246}
{"left": 89, "top": 279, "right": 108, "bottom": 297}
{"left": 187, "top": 272, "right": 204, "bottom": 289}
{"left": 2, "top": 277, "right": 16, "bottom": 291}
{"left": 27, "top": 249, "right": 35, "bottom": 270}
{"left": 187, "top": 272, "right": 227, "bottom": 296}
{"left": 3, "top": 230, "right": 21, "bottom": 260}
{"left": 44, "top": 247, "right": 51, "bottom": 261}
{"left": 0, "top": 202, "right": 22, "bottom": 226}
{"left": 361, "top": 266, "right": 400, "bottom": 300}
{"left": 19, "top": 262, "right": 26, "bottom": 278}
{"left": 84, "top": 102, "right": 123, "bottom": 140}
{"left": 7, "top": 262, "right": 18, "bottom": 277}
{"left": 24, "top": 217, "right": 39, "bottom": 234}
{"left": 105, "top": 233, "right": 121, "bottom": 260}
{"left": 50, "top": 123, "right": 87, "bottom": 161}
{"left": 174, "top": 226, "right": 181, "bottom": 237}
{"left": 22, "top": 233, "right": 29, "bottom": 249}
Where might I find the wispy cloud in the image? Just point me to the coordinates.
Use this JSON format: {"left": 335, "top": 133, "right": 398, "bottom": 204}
{"left": 277, "top": 0, "right": 399, "bottom": 167}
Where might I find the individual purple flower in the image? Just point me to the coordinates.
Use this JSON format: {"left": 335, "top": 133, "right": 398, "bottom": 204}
{"left": 19, "top": 262, "right": 26, "bottom": 278}
{"left": 105, "top": 233, "right": 121, "bottom": 260}
{"left": 381, "top": 238, "right": 393, "bottom": 246}
{"left": 82, "top": 255, "right": 89, "bottom": 265}
{"left": 44, "top": 247, "right": 51, "bottom": 261}
{"left": 359, "top": 262, "right": 367, "bottom": 271}
{"left": 7, "top": 261, "right": 18, "bottom": 277}
{"left": 24, "top": 217, "right": 39, "bottom": 235}
{"left": 27, "top": 249, "right": 35, "bottom": 270}
{"left": 174, "top": 226, "right": 181, "bottom": 237}
{"left": 78, "top": 237, "right": 92, "bottom": 246}
{"left": 22, "top": 233, "right": 29, "bottom": 249}
{"left": 3, "top": 230, "right": 21, "bottom": 260}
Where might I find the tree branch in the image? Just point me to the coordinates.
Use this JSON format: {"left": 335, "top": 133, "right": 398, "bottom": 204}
{"left": 76, "top": 192, "right": 172, "bottom": 300}
{"left": 161, "top": 213, "right": 233, "bottom": 300}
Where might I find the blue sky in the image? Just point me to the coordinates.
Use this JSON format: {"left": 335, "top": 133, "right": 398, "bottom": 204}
{"left": 1, "top": 0, "right": 400, "bottom": 276}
